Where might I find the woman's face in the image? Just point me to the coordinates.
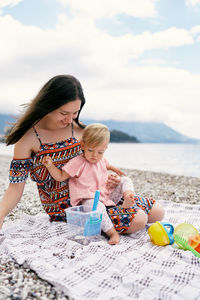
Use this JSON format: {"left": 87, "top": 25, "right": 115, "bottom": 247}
{"left": 49, "top": 99, "right": 81, "bottom": 128}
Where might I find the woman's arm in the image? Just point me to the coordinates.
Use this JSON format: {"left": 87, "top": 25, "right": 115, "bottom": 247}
{"left": 42, "top": 156, "right": 70, "bottom": 181}
{"left": 107, "top": 164, "right": 125, "bottom": 176}
{"left": 0, "top": 129, "right": 38, "bottom": 229}
{"left": 0, "top": 182, "right": 25, "bottom": 229}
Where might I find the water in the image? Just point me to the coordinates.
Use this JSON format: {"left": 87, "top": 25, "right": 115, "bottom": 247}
{"left": 106, "top": 143, "right": 200, "bottom": 178}
{"left": 0, "top": 143, "right": 14, "bottom": 157}
{"left": 1, "top": 142, "right": 200, "bottom": 178}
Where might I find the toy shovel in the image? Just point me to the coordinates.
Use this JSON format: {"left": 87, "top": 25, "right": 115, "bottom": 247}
{"left": 83, "top": 190, "right": 102, "bottom": 236}
{"left": 174, "top": 234, "right": 200, "bottom": 258}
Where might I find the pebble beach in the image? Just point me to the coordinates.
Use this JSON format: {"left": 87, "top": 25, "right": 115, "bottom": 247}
{"left": 0, "top": 154, "right": 200, "bottom": 299}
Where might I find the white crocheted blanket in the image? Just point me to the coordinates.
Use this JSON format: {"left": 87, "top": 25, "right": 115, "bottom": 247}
{"left": 0, "top": 200, "right": 200, "bottom": 300}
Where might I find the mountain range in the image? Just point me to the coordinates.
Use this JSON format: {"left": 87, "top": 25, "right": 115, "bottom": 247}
{"left": 82, "top": 119, "right": 199, "bottom": 143}
{"left": 0, "top": 113, "right": 199, "bottom": 143}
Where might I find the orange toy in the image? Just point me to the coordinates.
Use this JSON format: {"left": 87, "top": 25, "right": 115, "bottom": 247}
{"left": 188, "top": 235, "right": 200, "bottom": 253}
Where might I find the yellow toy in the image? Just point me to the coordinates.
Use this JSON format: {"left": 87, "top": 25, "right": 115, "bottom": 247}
{"left": 148, "top": 221, "right": 200, "bottom": 258}
{"left": 148, "top": 222, "right": 174, "bottom": 246}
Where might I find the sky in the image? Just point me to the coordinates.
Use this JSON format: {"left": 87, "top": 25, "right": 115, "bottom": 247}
{"left": 0, "top": 0, "right": 200, "bottom": 139}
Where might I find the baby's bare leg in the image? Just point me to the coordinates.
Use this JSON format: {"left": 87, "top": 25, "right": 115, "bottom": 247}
{"left": 147, "top": 202, "right": 165, "bottom": 223}
{"left": 106, "top": 227, "right": 120, "bottom": 245}
{"left": 110, "top": 176, "right": 134, "bottom": 208}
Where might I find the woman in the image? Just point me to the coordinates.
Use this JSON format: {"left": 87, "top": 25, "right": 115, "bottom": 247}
{"left": 0, "top": 74, "right": 120, "bottom": 228}
{"left": 0, "top": 74, "right": 164, "bottom": 231}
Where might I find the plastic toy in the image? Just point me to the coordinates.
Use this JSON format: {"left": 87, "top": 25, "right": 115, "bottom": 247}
{"left": 148, "top": 221, "right": 200, "bottom": 258}
{"left": 65, "top": 190, "right": 102, "bottom": 239}
{"left": 188, "top": 234, "right": 200, "bottom": 253}
{"left": 148, "top": 221, "right": 174, "bottom": 246}
{"left": 84, "top": 190, "right": 101, "bottom": 236}
{"left": 174, "top": 234, "right": 200, "bottom": 258}
{"left": 174, "top": 223, "right": 199, "bottom": 249}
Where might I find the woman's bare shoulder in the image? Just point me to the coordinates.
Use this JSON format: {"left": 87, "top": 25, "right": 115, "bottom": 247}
{"left": 13, "top": 128, "right": 38, "bottom": 159}
{"left": 73, "top": 122, "right": 84, "bottom": 141}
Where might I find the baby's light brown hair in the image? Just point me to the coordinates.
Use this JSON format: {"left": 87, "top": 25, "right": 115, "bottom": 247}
{"left": 81, "top": 123, "right": 110, "bottom": 147}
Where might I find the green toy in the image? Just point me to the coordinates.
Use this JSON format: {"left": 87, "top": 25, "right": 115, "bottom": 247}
{"left": 174, "top": 234, "right": 200, "bottom": 258}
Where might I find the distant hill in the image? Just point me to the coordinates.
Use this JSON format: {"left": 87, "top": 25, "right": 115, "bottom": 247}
{"left": 0, "top": 113, "right": 199, "bottom": 143}
{"left": 110, "top": 130, "right": 139, "bottom": 143}
{"left": 82, "top": 119, "right": 199, "bottom": 143}
{"left": 0, "top": 114, "right": 139, "bottom": 143}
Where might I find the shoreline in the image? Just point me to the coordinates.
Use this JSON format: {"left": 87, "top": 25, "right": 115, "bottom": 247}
{"left": 0, "top": 154, "right": 199, "bottom": 224}
{"left": 0, "top": 155, "right": 200, "bottom": 299}
{"left": 1, "top": 142, "right": 200, "bottom": 179}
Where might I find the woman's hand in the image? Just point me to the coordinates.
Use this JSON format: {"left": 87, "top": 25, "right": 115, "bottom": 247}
{"left": 107, "top": 164, "right": 125, "bottom": 177}
{"left": 106, "top": 173, "right": 121, "bottom": 189}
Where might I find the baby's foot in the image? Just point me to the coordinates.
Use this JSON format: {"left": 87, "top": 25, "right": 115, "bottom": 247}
{"left": 122, "top": 191, "right": 135, "bottom": 208}
{"left": 108, "top": 231, "right": 120, "bottom": 245}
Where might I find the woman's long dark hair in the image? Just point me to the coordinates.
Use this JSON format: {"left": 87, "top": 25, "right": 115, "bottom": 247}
{"left": 6, "top": 75, "right": 86, "bottom": 145}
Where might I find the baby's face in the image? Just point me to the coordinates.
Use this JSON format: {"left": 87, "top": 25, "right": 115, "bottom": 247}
{"left": 83, "top": 142, "right": 108, "bottom": 164}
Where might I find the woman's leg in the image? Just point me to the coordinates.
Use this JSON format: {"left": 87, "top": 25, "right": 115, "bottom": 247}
{"left": 147, "top": 202, "right": 165, "bottom": 223}
{"left": 126, "top": 197, "right": 165, "bottom": 233}
{"left": 125, "top": 209, "right": 148, "bottom": 234}
{"left": 107, "top": 203, "right": 145, "bottom": 234}
{"left": 124, "top": 202, "right": 165, "bottom": 234}
{"left": 107, "top": 195, "right": 164, "bottom": 235}
{"left": 134, "top": 195, "right": 165, "bottom": 223}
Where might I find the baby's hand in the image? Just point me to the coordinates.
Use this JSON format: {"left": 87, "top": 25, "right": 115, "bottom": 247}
{"left": 122, "top": 191, "right": 135, "bottom": 209}
{"left": 42, "top": 156, "right": 53, "bottom": 168}
{"left": 106, "top": 173, "right": 120, "bottom": 189}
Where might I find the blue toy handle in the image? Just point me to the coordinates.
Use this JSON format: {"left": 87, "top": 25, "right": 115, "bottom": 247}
{"left": 161, "top": 222, "right": 174, "bottom": 234}
{"left": 92, "top": 190, "right": 100, "bottom": 211}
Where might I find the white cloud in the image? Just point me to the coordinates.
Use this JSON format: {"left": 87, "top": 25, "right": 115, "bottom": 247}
{"left": 57, "top": 0, "right": 158, "bottom": 19}
{"left": 0, "top": 4, "right": 200, "bottom": 138}
{"left": 0, "top": 0, "right": 22, "bottom": 9}
{"left": 125, "top": 27, "right": 193, "bottom": 57}
{"left": 191, "top": 25, "right": 200, "bottom": 34}
{"left": 0, "top": 0, "right": 22, "bottom": 14}
{"left": 0, "top": 13, "right": 193, "bottom": 80}
{"left": 191, "top": 25, "right": 200, "bottom": 41}
{"left": 186, "top": 0, "right": 200, "bottom": 6}
{"left": 141, "top": 59, "right": 167, "bottom": 65}
{"left": 82, "top": 64, "right": 200, "bottom": 139}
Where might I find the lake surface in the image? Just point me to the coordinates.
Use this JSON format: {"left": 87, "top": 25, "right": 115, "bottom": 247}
{"left": 106, "top": 143, "right": 200, "bottom": 178}
{"left": 0, "top": 142, "right": 200, "bottom": 178}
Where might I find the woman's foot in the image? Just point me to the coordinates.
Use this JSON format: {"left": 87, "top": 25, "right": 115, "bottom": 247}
{"left": 122, "top": 191, "right": 135, "bottom": 208}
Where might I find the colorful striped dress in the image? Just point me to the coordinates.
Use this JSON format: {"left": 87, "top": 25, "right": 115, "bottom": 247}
{"left": 9, "top": 125, "right": 82, "bottom": 222}
{"left": 9, "top": 124, "right": 156, "bottom": 232}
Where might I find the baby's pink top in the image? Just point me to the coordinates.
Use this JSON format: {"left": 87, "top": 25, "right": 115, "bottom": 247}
{"left": 62, "top": 155, "right": 115, "bottom": 206}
